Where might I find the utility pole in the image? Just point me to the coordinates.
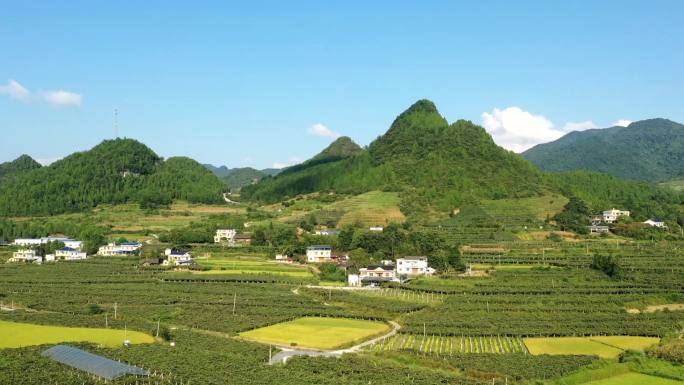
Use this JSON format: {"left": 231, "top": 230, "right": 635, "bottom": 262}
{"left": 105, "top": 313, "right": 108, "bottom": 328}
{"left": 113, "top": 108, "right": 119, "bottom": 138}
{"left": 232, "top": 293, "right": 237, "bottom": 315}
{"left": 156, "top": 319, "right": 161, "bottom": 338}
{"left": 114, "top": 302, "right": 118, "bottom": 320}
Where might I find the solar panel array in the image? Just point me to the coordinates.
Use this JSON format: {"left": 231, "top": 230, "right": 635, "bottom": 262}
{"left": 42, "top": 345, "right": 149, "bottom": 381}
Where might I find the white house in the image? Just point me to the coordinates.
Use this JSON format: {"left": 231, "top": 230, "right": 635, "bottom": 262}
{"left": 306, "top": 245, "right": 332, "bottom": 263}
{"left": 97, "top": 242, "right": 143, "bottom": 256}
{"left": 9, "top": 249, "right": 42, "bottom": 264}
{"left": 44, "top": 254, "right": 56, "bottom": 262}
{"left": 396, "top": 256, "right": 433, "bottom": 276}
{"left": 602, "top": 209, "right": 630, "bottom": 223}
{"left": 588, "top": 225, "right": 610, "bottom": 234}
{"left": 643, "top": 218, "right": 667, "bottom": 228}
{"left": 163, "top": 249, "right": 193, "bottom": 266}
{"left": 13, "top": 237, "right": 82, "bottom": 250}
{"left": 369, "top": 226, "right": 384, "bottom": 232}
{"left": 214, "top": 229, "right": 236, "bottom": 243}
{"left": 359, "top": 264, "right": 398, "bottom": 284}
{"left": 347, "top": 274, "right": 360, "bottom": 287}
{"left": 55, "top": 247, "right": 87, "bottom": 261}
{"left": 314, "top": 229, "right": 339, "bottom": 236}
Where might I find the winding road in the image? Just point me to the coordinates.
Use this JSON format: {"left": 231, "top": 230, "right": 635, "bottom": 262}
{"left": 268, "top": 320, "right": 401, "bottom": 365}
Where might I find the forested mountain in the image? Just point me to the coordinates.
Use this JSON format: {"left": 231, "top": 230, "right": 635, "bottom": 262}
{"left": 522, "top": 118, "right": 684, "bottom": 182}
{"left": 0, "top": 154, "right": 42, "bottom": 181}
{"left": 242, "top": 100, "right": 684, "bottom": 223}
{"left": 242, "top": 100, "right": 546, "bottom": 217}
{"left": 0, "top": 139, "right": 225, "bottom": 216}
{"left": 204, "top": 165, "right": 281, "bottom": 191}
{"left": 277, "top": 136, "right": 363, "bottom": 176}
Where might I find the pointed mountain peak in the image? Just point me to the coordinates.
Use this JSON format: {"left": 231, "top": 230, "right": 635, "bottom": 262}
{"left": 402, "top": 99, "right": 439, "bottom": 115}
{"left": 313, "top": 136, "right": 361, "bottom": 159}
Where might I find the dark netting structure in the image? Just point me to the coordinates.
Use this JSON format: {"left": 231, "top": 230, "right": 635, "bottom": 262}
{"left": 42, "top": 345, "right": 149, "bottom": 381}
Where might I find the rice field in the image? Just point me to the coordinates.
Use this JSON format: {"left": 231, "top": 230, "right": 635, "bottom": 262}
{"left": 370, "top": 334, "right": 528, "bottom": 354}
{"left": 524, "top": 336, "right": 660, "bottom": 359}
{"left": 0, "top": 320, "right": 154, "bottom": 348}
{"left": 239, "top": 317, "right": 390, "bottom": 350}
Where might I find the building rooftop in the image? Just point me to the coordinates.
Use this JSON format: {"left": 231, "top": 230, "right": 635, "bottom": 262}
{"left": 307, "top": 245, "right": 332, "bottom": 249}
{"left": 42, "top": 345, "right": 149, "bottom": 381}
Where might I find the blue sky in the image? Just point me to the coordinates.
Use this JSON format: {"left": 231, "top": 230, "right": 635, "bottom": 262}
{"left": 1, "top": 1, "right": 683, "bottom": 167}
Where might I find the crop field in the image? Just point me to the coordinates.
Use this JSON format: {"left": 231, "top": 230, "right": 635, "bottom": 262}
{"left": 524, "top": 336, "right": 659, "bottom": 358}
{"left": 370, "top": 334, "right": 528, "bottom": 354}
{"left": 581, "top": 372, "right": 683, "bottom": 385}
{"left": 0, "top": 320, "right": 154, "bottom": 348}
{"left": 239, "top": 317, "right": 390, "bottom": 350}
{"left": 194, "top": 257, "right": 314, "bottom": 277}
{"left": 1, "top": 239, "right": 683, "bottom": 384}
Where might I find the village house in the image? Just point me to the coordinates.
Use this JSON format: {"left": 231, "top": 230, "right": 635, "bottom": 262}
{"left": 359, "top": 264, "right": 399, "bottom": 285}
{"left": 163, "top": 249, "right": 193, "bottom": 266}
{"left": 55, "top": 247, "right": 87, "bottom": 261}
{"left": 306, "top": 245, "right": 332, "bottom": 263}
{"left": 643, "top": 218, "right": 667, "bottom": 228}
{"left": 588, "top": 225, "right": 610, "bottom": 234}
{"left": 9, "top": 249, "right": 42, "bottom": 264}
{"left": 314, "top": 229, "right": 339, "bottom": 236}
{"left": 214, "top": 229, "right": 236, "bottom": 243}
{"left": 275, "top": 254, "right": 294, "bottom": 263}
{"left": 97, "top": 242, "right": 143, "bottom": 256}
{"left": 13, "top": 237, "right": 83, "bottom": 250}
{"left": 602, "top": 208, "right": 630, "bottom": 223}
{"left": 396, "top": 256, "right": 434, "bottom": 276}
{"left": 369, "top": 226, "right": 384, "bottom": 232}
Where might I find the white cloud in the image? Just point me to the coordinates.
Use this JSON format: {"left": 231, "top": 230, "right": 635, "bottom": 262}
{"left": 613, "top": 119, "right": 632, "bottom": 127}
{"left": 481, "top": 107, "right": 565, "bottom": 152}
{"left": 562, "top": 121, "right": 597, "bottom": 132}
{"left": 0, "top": 79, "right": 81, "bottom": 107}
{"left": 272, "top": 156, "right": 303, "bottom": 169}
{"left": 39, "top": 90, "right": 82, "bottom": 106}
{"left": 308, "top": 123, "right": 339, "bottom": 138}
{"left": 0, "top": 80, "right": 30, "bottom": 101}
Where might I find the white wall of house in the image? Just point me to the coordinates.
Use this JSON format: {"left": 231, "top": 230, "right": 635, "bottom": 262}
{"left": 214, "top": 229, "right": 236, "bottom": 243}
{"left": 396, "top": 257, "right": 430, "bottom": 276}
{"left": 306, "top": 246, "right": 332, "bottom": 263}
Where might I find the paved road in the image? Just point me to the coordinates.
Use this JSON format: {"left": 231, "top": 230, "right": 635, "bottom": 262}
{"left": 268, "top": 320, "right": 400, "bottom": 365}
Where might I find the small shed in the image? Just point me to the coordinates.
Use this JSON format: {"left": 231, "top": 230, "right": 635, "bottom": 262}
{"left": 42, "top": 345, "right": 149, "bottom": 381}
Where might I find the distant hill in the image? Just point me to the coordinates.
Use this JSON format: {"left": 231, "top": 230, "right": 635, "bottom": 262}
{"left": 242, "top": 100, "right": 546, "bottom": 218}
{"left": 277, "top": 136, "right": 363, "bottom": 177}
{"left": 0, "top": 155, "right": 42, "bottom": 181}
{"left": 522, "top": 118, "right": 684, "bottom": 182}
{"left": 204, "top": 164, "right": 282, "bottom": 191}
{"left": 0, "top": 139, "right": 225, "bottom": 216}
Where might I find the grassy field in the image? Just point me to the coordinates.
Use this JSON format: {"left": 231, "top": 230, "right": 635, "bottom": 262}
{"left": 581, "top": 372, "right": 683, "bottom": 385}
{"left": 332, "top": 191, "right": 405, "bottom": 226}
{"left": 193, "top": 257, "right": 314, "bottom": 277}
{"left": 239, "top": 317, "right": 390, "bottom": 350}
{"left": 524, "top": 336, "right": 659, "bottom": 358}
{"left": 0, "top": 320, "right": 154, "bottom": 348}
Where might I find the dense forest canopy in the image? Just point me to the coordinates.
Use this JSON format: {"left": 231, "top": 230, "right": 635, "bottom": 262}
{"left": 523, "top": 118, "right": 684, "bottom": 182}
{"left": 0, "top": 139, "right": 224, "bottom": 216}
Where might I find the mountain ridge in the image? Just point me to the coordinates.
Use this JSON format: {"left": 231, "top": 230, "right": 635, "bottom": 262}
{"left": 522, "top": 118, "right": 684, "bottom": 182}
